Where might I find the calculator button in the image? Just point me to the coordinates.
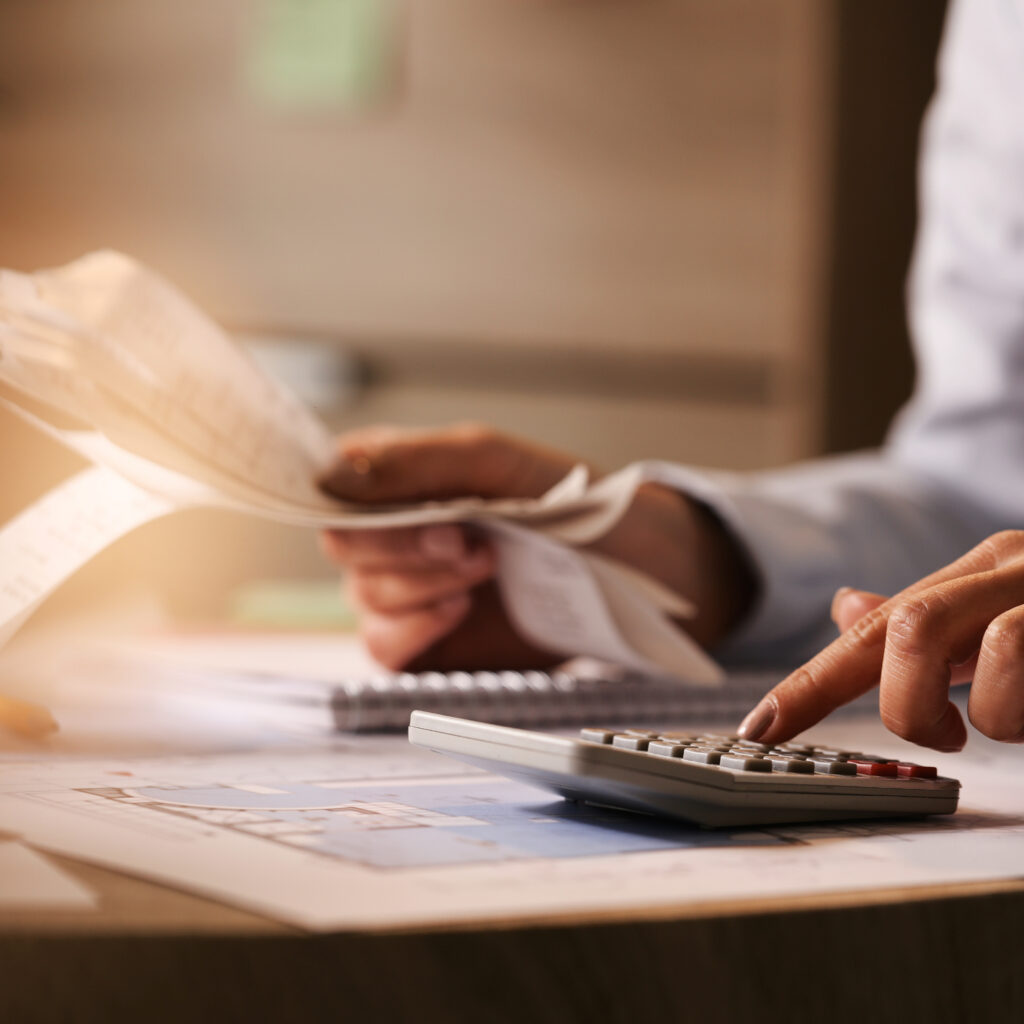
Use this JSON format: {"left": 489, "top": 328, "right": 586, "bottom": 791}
{"left": 683, "top": 747, "right": 724, "bottom": 765}
{"left": 778, "top": 743, "right": 814, "bottom": 754}
{"left": 656, "top": 733, "right": 698, "bottom": 743}
{"left": 579, "top": 729, "right": 616, "bottom": 744}
{"left": 849, "top": 759, "right": 898, "bottom": 777}
{"left": 648, "top": 741, "right": 689, "bottom": 758}
{"left": 811, "top": 758, "right": 857, "bottom": 776}
{"left": 719, "top": 754, "right": 772, "bottom": 772}
{"left": 613, "top": 734, "right": 655, "bottom": 751}
{"left": 730, "top": 741, "right": 772, "bottom": 753}
{"left": 892, "top": 762, "right": 938, "bottom": 779}
{"left": 768, "top": 756, "right": 815, "bottom": 774}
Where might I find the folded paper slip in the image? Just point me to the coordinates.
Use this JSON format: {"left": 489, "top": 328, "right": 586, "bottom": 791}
{"left": 0, "top": 251, "right": 722, "bottom": 683}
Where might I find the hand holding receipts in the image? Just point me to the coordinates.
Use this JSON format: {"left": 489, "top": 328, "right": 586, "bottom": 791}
{"left": 0, "top": 251, "right": 721, "bottom": 681}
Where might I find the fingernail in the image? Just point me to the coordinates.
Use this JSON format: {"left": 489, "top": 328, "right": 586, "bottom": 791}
{"left": 318, "top": 450, "right": 375, "bottom": 497}
{"left": 738, "top": 700, "right": 776, "bottom": 741}
{"left": 420, "top": 525, "right": 465, "bottom": 561}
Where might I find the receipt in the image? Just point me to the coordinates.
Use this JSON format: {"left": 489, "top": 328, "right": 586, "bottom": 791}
{"left": 0, "top": 252, "right": 722, "bottom": 683}
{"left": 0, "top": 466, "right": 173, "bottom": 646}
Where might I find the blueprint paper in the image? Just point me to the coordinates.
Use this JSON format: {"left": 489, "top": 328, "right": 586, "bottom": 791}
{"left": 0, "top": 841, "right": 97, "bottom": 910}
{"left": 2, "top": 717, "right": 1023, "bottom": 931}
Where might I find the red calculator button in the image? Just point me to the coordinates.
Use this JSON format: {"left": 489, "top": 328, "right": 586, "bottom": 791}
{"left": 892, "top": 762, "right": 938, "bottom": 780}
{"left": 849, "top": 759, "right": 898, "bottom": 777}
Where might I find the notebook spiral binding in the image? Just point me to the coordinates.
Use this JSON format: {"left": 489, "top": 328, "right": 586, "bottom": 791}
{"left": 329, "top": 669, "right": 780, "bottom": 732}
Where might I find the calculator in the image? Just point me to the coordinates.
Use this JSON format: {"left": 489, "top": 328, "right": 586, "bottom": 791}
{"left": 408, "top": 712, "right": 960, "bottom": 828}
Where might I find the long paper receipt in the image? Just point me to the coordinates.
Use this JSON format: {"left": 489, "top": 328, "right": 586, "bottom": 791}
{"left": 0, "top": 251, "right": 721, "bottom": 683}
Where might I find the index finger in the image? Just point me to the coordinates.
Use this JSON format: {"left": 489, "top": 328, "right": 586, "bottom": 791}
{"left": 318, "top": 424, "right": 582, "bottom": 504}
{"left": 736, "top": 533, "right": 1013, "bottom": 744}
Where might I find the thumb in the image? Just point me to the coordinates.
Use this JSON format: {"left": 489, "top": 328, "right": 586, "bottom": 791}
{"left": 831, "top": 587, "right": 887, "bottom": 633}
{"left": 318, "top": 424, "right": 583, "bottom": 504}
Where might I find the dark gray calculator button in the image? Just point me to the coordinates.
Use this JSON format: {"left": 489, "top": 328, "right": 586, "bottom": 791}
{"left": 656, "top": 734, "right": 698, "bottom": 744}
{"left": 811, "top": 759, "right": 857, "bottom": 776}
{"left": 720, "top": 754, "right": 772, "bottom": 772}
{"left": 579, "top": 729, "right": 616, "bottom": 744}
{"left": 731, "top": 741, "right": 772, "bottom": 753}
{"left": 683, "top": 747, "right": 723, "bottom": 765}
{"left": 648, "top": 741, "right": 688, "bottom": 758}
{"left": 779, "top": 743, "right": 814, "bottom": 754}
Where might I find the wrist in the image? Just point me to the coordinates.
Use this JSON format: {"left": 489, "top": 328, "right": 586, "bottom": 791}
{"left": 594, "top": 483, "right": 758, "bottom": 650}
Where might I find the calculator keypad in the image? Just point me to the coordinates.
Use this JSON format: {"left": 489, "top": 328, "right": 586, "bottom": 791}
{"left": 581, "top": 729, "right": 939, "bottom": 780}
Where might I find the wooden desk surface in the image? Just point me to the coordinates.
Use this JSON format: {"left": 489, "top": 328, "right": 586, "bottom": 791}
{"left": 4, "top": 849, "right": 1024, "bottom": 1024}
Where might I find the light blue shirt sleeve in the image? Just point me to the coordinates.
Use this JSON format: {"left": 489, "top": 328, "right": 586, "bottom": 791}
{"left": 651, "top": 0, "right": 1024, "bottom": 664}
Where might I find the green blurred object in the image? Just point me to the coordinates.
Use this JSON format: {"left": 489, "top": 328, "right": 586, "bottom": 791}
{"left": 246, "top": 0, "right": 400, "bottom": 111}
{"left": 228, "top": 579, "right": 358, "bottom": 629}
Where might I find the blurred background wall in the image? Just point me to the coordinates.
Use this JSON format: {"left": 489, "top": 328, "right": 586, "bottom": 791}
{"left": 0, "top": 0, "right": 946, "bottom": 625}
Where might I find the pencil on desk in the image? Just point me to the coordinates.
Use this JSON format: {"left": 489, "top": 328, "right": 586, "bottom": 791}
{"left": 0, "top": 695, "right": 58, "bottom": 739}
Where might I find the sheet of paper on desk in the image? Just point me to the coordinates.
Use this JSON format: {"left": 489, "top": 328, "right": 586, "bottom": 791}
{"left": 0, "top": 841, "right": 97, "bottom": 910}
{"left": 1, "top": 721, "right": 1023, "bottom": 931}
{"left": 0, "top": 251, "right": 718, "bottom": 683}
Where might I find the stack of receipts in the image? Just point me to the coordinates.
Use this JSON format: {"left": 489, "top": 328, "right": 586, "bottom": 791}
{"left": 0, "top": 251, "right": 721, "bottom": 683}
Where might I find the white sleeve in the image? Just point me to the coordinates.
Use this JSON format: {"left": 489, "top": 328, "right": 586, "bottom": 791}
{"left": 650, "top": 0, "right": 1024, "bottom": 664}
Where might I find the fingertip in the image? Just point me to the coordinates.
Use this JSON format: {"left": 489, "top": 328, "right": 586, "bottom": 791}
{"left": 830, "top": 586, "right": 854, "bottom": 624}
{"left": 317, "top": 450, "right": 376, "bottom": 500}
{"left": 935, "top": 703, "right": 968, "bottom": 752}
{"left": 361, "top": 593, "right": 473, "bottom": 670}
{"left": 737, "top": 697, "right": 778, "bottom": 742}
{"left": 884, "top": 701, "right": 967, "bottom": 752}
{"left": 318, "top": 530, "right": 346, "bottom": 563}
{"left": 831, "top": 588, "right": 887, "bottom": 632}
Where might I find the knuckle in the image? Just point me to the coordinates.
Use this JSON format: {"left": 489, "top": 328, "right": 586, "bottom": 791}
{"left": 982, "top": 612, "right": 1024, "bottom": 656}
{"left": 886, "top": 596, "right": 946, "bottom": 653}
{"left": 978, "top": 530, "right": 1024, "bottom": 564}
{"left": 451, "top": 421, "right": 500, "bottom": 448}
{"left": 842, "top": 604, "right": 890, "bottom": 646}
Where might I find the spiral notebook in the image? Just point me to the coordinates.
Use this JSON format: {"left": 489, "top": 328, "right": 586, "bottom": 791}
{"left": 130, "top": 662, "right": 784, "bottom": 733}
{"left": 69, "top": 633, "right": 799, "bottom": 734}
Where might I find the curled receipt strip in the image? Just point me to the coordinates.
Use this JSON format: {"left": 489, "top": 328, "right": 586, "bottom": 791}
{"left": 0, "top": 251, "right": 722, "bottom": 684}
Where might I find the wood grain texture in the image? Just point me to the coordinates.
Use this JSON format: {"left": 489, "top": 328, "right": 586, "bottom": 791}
{"left": 3, "top": 854, "right": 1023, "bottom": 1024}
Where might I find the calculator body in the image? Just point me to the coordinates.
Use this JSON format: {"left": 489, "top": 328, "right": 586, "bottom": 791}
{"left": 408, "top": 712, "right": 960, "bottom": 828}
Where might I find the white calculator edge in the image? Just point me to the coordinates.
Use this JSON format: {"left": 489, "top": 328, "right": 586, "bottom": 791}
{"left": 407, "top": 711, "right": 960, "bottom": 828}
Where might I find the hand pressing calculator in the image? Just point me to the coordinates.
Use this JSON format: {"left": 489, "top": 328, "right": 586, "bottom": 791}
{"left": 408, "top": 712, "right": 960, "bottom": 828}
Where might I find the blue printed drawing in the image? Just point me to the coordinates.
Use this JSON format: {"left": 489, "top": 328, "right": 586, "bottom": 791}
{"left": 80, "top": 777, "right": 782, "bottom": 869}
